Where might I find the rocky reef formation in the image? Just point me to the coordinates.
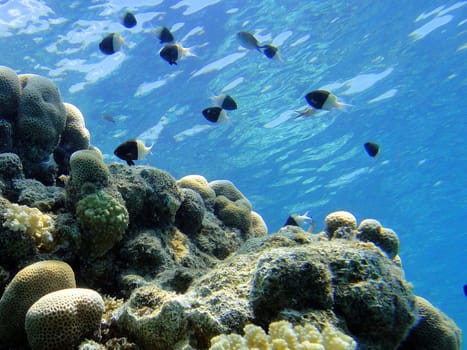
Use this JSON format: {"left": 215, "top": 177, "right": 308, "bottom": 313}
{"left": 0, "top": 66, "right": 462, "bottom": 349}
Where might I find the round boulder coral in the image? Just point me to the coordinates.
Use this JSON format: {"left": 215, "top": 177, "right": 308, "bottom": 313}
{"left": 177, "top": 175, "right": 216, "bottom": 208}
{"left": 0, "top": 65, "right": 20, "bottom": 119}
{"left": 16, "top": 74, "right": 66, "bottom": 162}
{"left": 54, "top": 102, "right": 90, "bottom": 173}
{"left": 0, "top": 260, "right": 76, "bottom": 346}
{"left": 324, "top": 211, "right": 357, "bottom": 238}
{"left": 68, "top": 149, "right": 109, "bottom": 201}
{"left": 25, "top": 288, "right": 105, "bottom": 350}
{"left": 358, "top": 220, "right": 399, "bottom": 258}
{"left": 175, "top": 188, "right": 205, "bottom": 235}
{"left": 399, "top": 296, "right": 462, "bottom": 350}
{"left": 76, "top": 190, "right": 129, "bottom": 258}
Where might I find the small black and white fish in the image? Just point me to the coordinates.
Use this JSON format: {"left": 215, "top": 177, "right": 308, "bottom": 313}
{"left": 114, "top": 139, "right": 153, "bottom": 166}
{"left": 305, "top": 90, "right": 350, "bottom": 110}
{"left": 159, "top": 43, "right": 194, "bottom": 65}
{"left": 236, "top": 31, "right": 261, "bottom": 50}
{"left": 260, "top": 44, "right": 280, "bottom": 60}
{"left": 202, "top": 107, "right": 228, "bottom": 123}
{"left": 211, "top": 94, "right": 238, "bottom": 111}
{"left": 155, "top": 26, "right": 175, "bottom": 44}
{"left": 122, "top": 11, "right": 137, "bottom": 28}
{"left": 364, "top": 142, "right": 380, "bottom": 158}
{"left": 284, "top": 212, "right": 313, "bottom": 227}
{"left": 99, "top": 32, "right": 124, "bottom": 55}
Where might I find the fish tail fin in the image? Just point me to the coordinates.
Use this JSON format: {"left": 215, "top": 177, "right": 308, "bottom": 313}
{"left": 336, "top": 101, "right": 353, "bottom": 112}
{"left": 182, "top": 46, "right": 197, "bottom": 58}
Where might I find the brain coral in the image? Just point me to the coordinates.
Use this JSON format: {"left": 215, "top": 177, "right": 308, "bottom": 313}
{"left": 214, "top": 195, "right": 252, "bottom": 232}
{"left": 54, "top": 102, "right": 90, "bottom": 171}
{"left": 0, "top": 260, "right": 76, "bottom": 346}
{"left": 76, "top": 190, "right": 129, "bottom": 258}
{"left": 0, "top": 65, "right": 20, "bottom": 119}
{"left": 69, "top": 148, "right": 109, "bottom": 196}
{"left": 209, "top": 179, "right": 252, "bottom": 209}
{"left": 25, "top": 288, "right": 105, "bottom": 350}
{"left": 16, "top": 74, "right": 67, "bottom": 162}
{"left": 209, "top": 320, "right": 357, "bottom": 350}
{"left": 398, "top": 296, "right": 462, "bottom": 350}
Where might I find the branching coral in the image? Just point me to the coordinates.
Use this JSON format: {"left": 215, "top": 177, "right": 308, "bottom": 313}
{"left": 209, "top": 320, "right": 357, "bottom": 350}
{"left": 2, "top": 203, "right": 54, "bottom": 246}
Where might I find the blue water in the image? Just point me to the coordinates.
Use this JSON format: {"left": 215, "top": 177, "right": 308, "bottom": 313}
{"left": 1, "top": 0, "right": 466, "bottom": 343}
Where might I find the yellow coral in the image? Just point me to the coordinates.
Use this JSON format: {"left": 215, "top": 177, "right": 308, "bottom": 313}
{"left": 209, "top": 321, "right": 357, "bottom": 350}
{"left": 2, "top": 203, "right": 54, "bottom": 245}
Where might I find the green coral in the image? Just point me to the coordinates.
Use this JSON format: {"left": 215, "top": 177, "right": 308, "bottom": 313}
{"left": 76, "top": 190, "right": 129, "bottom": 258}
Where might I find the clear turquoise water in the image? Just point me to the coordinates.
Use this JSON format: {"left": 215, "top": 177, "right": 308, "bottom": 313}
{"left": 1, "top": 0, "right": 466, "bottom": 342}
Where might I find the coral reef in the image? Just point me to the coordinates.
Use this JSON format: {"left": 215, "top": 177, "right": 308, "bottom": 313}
{"left": 0, "top": 64, "right": 460, "bottom": 350}
{"left": 25, "top": 288, "right": 105, "bottom": 350}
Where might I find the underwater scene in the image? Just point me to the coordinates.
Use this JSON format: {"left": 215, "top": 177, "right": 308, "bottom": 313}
{"left": 0, "top": 0, "right": 466, "bottom": 349}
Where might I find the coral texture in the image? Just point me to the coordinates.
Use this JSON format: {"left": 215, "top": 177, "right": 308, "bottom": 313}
{"left": 177, "top": 174, "right": 216, "bottom": 208}
{"left": 175, "top": 188, "right": 205, "bottom": 235}
{"left": 69, "top": 149, "right": 109, "bottom": 195}
{"left": 209, "top": 320, "right": 357, "bottom": 350}
{"left": 398, "top": 296, "right": 462, "bottom": 350}
{"left": 324, "top": 211, "right": 357, "bottom": 238}
{"left": 76, "top": 190, "right": 129, "bottom": 257}
{"left": 25, "top": 288, "right": 104, "bottom": 350}
{"left": 2, "top": 202, "right": 55, "bottom": 246}
{"left": 0, "top": 260, "right": 76, "bottom": 346}
{"left": 16, "top": 74, "right": 67, "bottom": 162}
{"left": 0, "top": 65, "right": 20, "bottom": 119}
{"left": 54, "top": 102, "right": 91, "bottom": 173}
